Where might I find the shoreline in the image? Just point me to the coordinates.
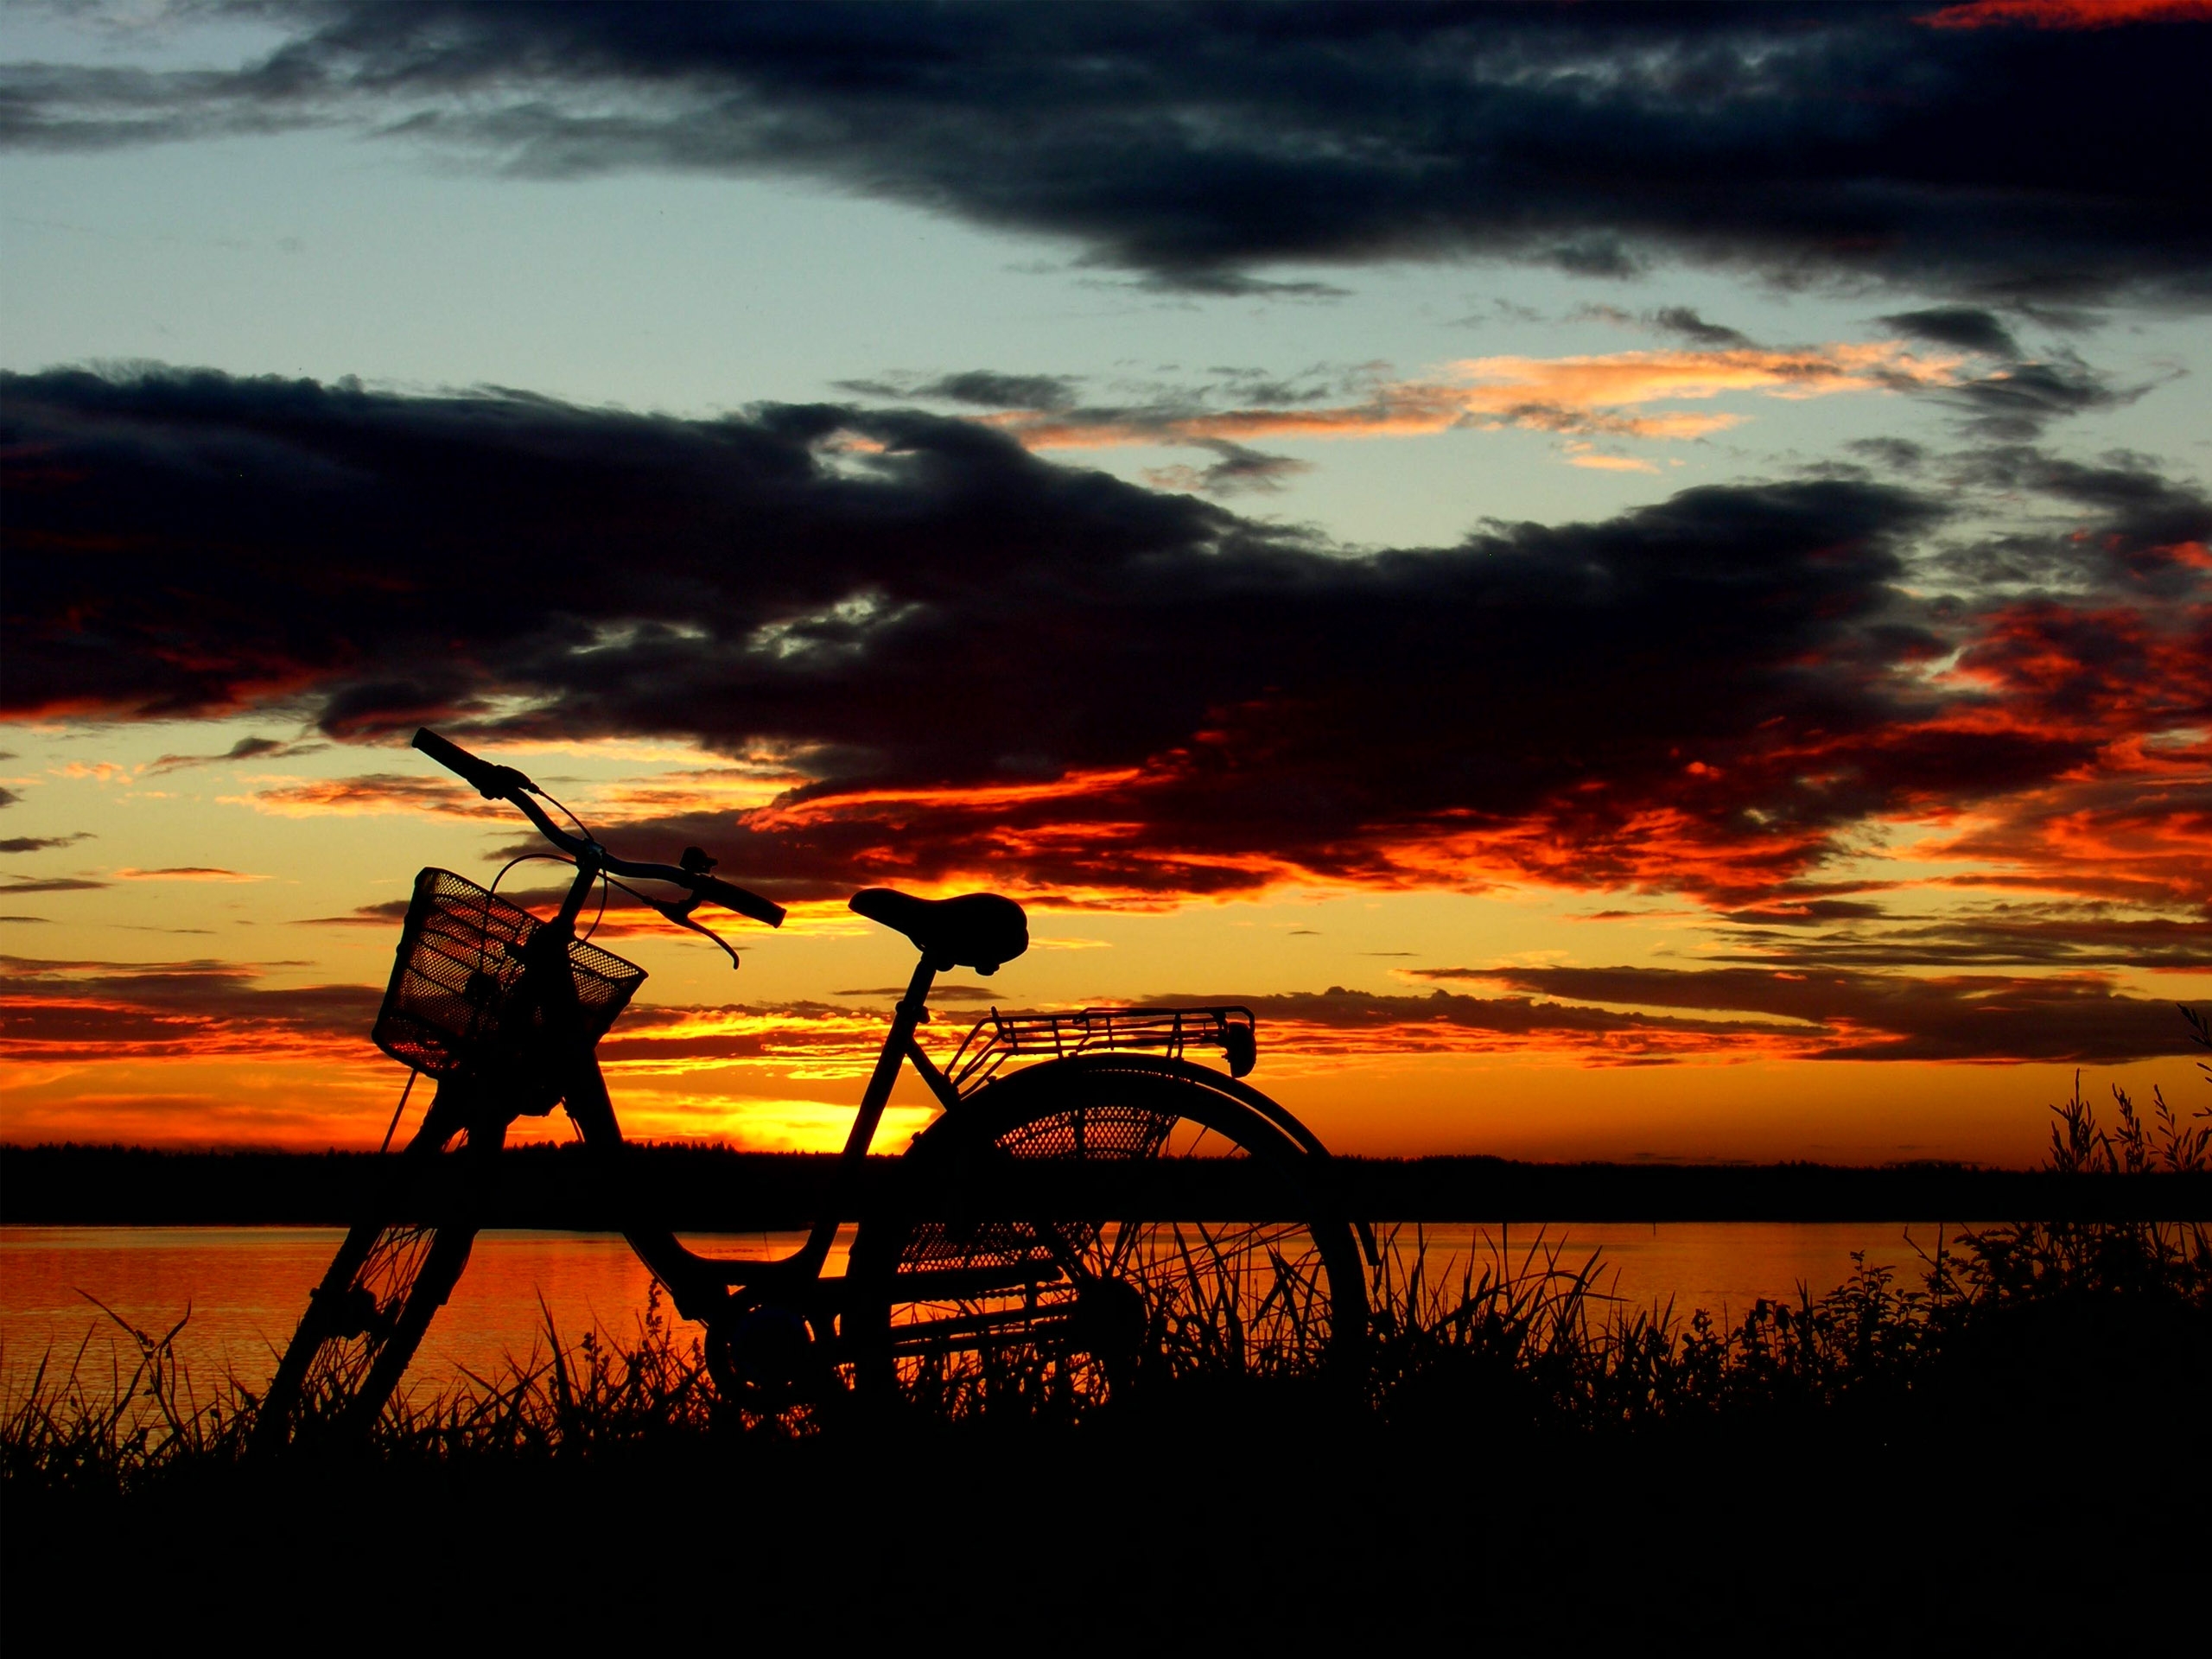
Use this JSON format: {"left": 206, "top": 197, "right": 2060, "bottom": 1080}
{"left": 6, "top": 1143, "right": 2206, "bottom": 1226}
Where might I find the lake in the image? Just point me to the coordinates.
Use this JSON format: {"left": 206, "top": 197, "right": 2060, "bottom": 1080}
{"left": 0, "top": 1221, "right": 1970, "bottom": 1400}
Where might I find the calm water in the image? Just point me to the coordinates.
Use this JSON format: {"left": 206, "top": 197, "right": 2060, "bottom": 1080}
{"left": 0, "top": 1221, "right": 1962, "bottom": 1398}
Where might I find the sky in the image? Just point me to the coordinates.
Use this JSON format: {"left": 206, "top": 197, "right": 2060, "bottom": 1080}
{"left": 3, "top": 0, "right": 2209, "bottom": 1165}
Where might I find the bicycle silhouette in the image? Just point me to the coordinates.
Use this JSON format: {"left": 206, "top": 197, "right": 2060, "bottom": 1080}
{"left": 254, "top": 729, "right": 1367, "bottom": 1446}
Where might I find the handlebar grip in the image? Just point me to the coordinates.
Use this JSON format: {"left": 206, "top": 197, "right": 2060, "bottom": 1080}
{"left": 695, "top": 874, "right": 786, "bottom": 929}
{"left": 412, "top": 728, "right": 537, "bottom": 800}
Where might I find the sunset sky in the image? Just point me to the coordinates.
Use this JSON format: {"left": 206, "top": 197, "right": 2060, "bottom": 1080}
{"left": 4, "top": 0, "right": 2209, "bottom": 1164}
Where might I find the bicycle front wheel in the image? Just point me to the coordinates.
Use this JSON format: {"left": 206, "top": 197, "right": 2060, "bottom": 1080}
{"left": 846, "top": 1057, "right": 1364, "bottom": 1413}
{"left": 251, "top": 1087, "right": 495, "bottom": 1452}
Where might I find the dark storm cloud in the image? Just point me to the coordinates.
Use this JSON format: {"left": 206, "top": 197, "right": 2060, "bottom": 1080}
{"left": 0, "top": 874, "right": 107, "bottom": 894}
{"left": 1866, "top": 306, "right": 2143, "bottom": 441}
{"left": 290, "top": 897, "right": 416, "bottom": 927}
{"left": 909, "top": 372, "right": 1082, "bottom": 413}
{"left": 836, "top": 364, "right": 1367, "bottom": 458}
{"left": 1144, "top": 440, "right": 1310, "bottom": 499}
{"left": 1942, "top": 358, "right": 2139, "bottom": 440}
{"left": 11, "top": 361, "right": 2204, "bottom": 915}
{"left": 1920, "top": 448, "right": 2212, "bottom": 596}
{"left": 3, "top": 2, "right": 2207, "bottom": 302}
{"left": 1847, "top": 438, "right": 1929, "bottom": 475}
{"left": 1878, "top": 307, "right": 2024, "bottom": 357}
{"left": 1999, "top": 451, "right": 2212, "bottom": 557}
{"left": 1569, "top": 299, "right": 1789, "bottom": 353}
{"left": 0, "top": 833, "right": 93, "bottom": 854}
{"left": 1648, "top": 308, "right": 1751, "bottom": 349}
{"left": 843, "top": 370, "right": 1090, "bottom": 412}
{"left": 1419, "top": 964, "right": 2201, "bottom": 1065}
{"left": 10, "top": 364, "right": 2207, "bottom": 935}
{"left": 144, "top": 734, "right": 327, "bottom": 773}
{"left": 3, "top": 363, "right": 2008, "bottom": 905}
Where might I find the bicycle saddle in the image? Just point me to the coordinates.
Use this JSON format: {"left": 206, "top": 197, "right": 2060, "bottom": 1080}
{"left": 849, "top": 888, "right": 1028, "bottom": 975}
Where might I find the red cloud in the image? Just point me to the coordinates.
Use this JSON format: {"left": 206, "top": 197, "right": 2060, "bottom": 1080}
{"left": 0, "top": 956, "right": 379, "bottom": 1065}
{"left": 1922, "top": 1, "right": 2212, "bottom": 28}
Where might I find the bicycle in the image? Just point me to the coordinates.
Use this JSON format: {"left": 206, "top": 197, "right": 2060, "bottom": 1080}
{"left": 252, "top": 728, "right": 1369, "bottom": 1447}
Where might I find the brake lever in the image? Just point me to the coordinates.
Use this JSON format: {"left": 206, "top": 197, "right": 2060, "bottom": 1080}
{"left": 640, "top": 890, "right": 742, "bottom": 969}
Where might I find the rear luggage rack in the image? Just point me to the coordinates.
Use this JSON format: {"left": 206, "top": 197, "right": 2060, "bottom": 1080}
{"left": 946, "top": 1005, "right": 1258, "bottom": 1095}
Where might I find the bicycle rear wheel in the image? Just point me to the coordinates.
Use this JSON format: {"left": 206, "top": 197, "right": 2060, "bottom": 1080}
{"left": 846, "top": 1058, "right": 1364, "bottom": 1414}
{"left": 251, "top": 1087, "right": 497, "bottom": 1452}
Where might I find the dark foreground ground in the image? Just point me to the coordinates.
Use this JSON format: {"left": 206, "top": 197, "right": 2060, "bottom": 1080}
{"left": 5, "top": 1407, "right": 2202, "bottom": 1653}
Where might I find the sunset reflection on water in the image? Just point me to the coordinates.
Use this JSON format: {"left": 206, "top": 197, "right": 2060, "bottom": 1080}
{"left": 1, "top": 1221, "right": 1959, "bottom": 1397}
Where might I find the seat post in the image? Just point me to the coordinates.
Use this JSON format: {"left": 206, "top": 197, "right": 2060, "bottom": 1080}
{"left": 840, "top": 951, "right": 938, "bottom": 1163}
{"left": 794, "top": 952, "right": 937, "bottom": 1274}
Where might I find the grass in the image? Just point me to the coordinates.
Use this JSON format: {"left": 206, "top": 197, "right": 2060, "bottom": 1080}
{"left": 1, "top": 1284, "right": 725, "bottom": 1494}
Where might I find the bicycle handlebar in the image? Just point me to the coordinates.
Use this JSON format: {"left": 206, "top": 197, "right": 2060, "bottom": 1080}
{"left": 412, "top": 728, "right": 785, "bottom": 929}
{"left": 413, "top": 727, "right": 537, "bottom": 801}
{"left": 687, "top": 873, "right": 788, "bottom": 929}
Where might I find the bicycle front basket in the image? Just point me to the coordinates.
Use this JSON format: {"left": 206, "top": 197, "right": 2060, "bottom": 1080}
{"left": 372, "top": 868, "right": 646, "bottom": 1078}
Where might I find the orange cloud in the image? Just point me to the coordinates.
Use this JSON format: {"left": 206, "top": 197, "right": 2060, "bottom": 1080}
{"left": 591, "top": 765, "right": 814, "bottom": 817}
{"left": 599, "top": 1004, "right": 894, "bottom": 1079}
{"left": 990, "top": 343, "right": 1955, "bottom": 455}
{"left": 109, "top": 867, "right": 264, "bottom": 883}
{"left": 1563, "top": 447, "right": 1661, "bottom": 474}
{"left": 746, "top": 768, "right": 1148, "bottom": 830}
{"left": 231, "top": 773, "right": 501, "bottom": 818}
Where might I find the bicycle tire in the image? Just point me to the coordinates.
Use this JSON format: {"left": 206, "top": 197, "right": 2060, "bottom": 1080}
{"left": 251, "top": 1089, "right": 497, "bottom": 1452}
{"left": 845, "top": 1056, "right": 1365, "bottom": 1411}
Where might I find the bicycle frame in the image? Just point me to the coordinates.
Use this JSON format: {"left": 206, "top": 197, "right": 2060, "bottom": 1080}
{"left": 510, "top": 851, "right": 963, "bottom": 1330}
{"left": 256, "top": 727, "right": 1365, "bottom": 1445}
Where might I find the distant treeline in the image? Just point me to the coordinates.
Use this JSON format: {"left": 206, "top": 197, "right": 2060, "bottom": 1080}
{"left": 4, "top": 1143, "right": 2206, "bottom": 1227}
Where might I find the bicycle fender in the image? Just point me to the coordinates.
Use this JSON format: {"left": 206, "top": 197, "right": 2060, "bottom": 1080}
{"left": 919, "top": 1052, "right": 1327, "bottom": 1162}
{"left": 921, "top": 1052, "right": 1378, "bottom": 1268}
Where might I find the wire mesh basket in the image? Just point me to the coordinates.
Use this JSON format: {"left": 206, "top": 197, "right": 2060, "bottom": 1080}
{"left": 372, "top": 868, "right": 646, "bottom": 1079}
